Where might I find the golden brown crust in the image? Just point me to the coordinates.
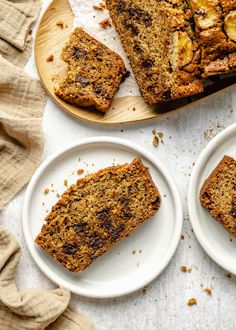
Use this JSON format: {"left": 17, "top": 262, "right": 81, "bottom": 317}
{"left": 200, "top": 156, "right": 236, "bottom": 237}
{"left": 35, "top": 159, "right": 161, "bottom": 272}
{"left": 187, "top": 0, "right": 236, "bottom": 77}
{"left": 106, "top": 0, "right": 203, "bottom": 105}
{"left": 54, "top": 28, "right": 127, "bottom": 112}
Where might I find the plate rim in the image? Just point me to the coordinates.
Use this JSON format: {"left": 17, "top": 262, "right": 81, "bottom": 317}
{"left": 188, "top": 122, "right": 236, "bottom": 274}
{"left": 22, "top": 136, "right": 183, "bottom": 298}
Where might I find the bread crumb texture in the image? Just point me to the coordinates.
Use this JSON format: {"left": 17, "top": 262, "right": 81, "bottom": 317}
{"left": 35, "top": 159, "right": 161, "bottom": 272}
{"left": 200, "top": 155, "right": 236, "bottom": 237}
{"left": 54, "top": 28, "right": 127, "bottom": 112}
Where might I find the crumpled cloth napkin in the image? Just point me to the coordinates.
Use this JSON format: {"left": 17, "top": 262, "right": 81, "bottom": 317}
{"left": 0, "top": 227, "right": 95, "bottom": 330}
{"left": 0, "top": 1, "right": 95, "bottom": 329}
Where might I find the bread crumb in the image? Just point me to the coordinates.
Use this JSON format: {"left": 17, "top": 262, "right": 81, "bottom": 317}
{"left": 226, "top": 273, "right": 232, "bottom": 278}
{"left": 77, "top": 169, "right": 84, "bottom": 175}
{"left": 64, "top": 179, "right": 68, "bottom": 187}
{"left": 180, "top": 235, "right": 185, "bottom": 240}
{"left": 180, "top": 265, "right": 192, "bottom": 273}
{"left": 93, "top": 2, "right": 106, "bottom": 10}
{"left": 56, "top": 193, "right": 60, "bottom": 198}
{"left": 44, "top": 188, "right": 49, "bottom": 195}
{"left": 187, "top": 298, "right": 197, "bottom": 306}
{"left": 152, "top": 129, "right": 164, "bottom": 147}
{"left": 132, "top": 250, "right": 136, "bottom": 255}
{"left": 56, "top": 20, "right": 65, "bottom": 29}
{"left": 132, "top": 107, "right": 136, "bottom": 111}
{"left": 99, "top": 18, "right": 111, "bottom": 29}
{"left": 204, "top": 287, "right": 212, "bottom": 295}
{"left": 46, "top": 54, "right": 54, "bottom": 62}
{"left": 28, "top": 29, "right": 32, "bottom": 35}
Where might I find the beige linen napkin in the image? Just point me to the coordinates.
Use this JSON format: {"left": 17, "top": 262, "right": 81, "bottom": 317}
{"left": 0, "top": 55, "right": 46, "bottom": 210}
{"left": 0, "top": 227, "right": 95, "bottom": 330}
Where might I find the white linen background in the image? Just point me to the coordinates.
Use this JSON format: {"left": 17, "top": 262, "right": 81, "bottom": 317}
{"left": 0, "top": 1, "right": 236, "bottom": 329}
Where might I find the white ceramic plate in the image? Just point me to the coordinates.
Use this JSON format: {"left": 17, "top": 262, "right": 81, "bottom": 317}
{"left": 23, "top": 137, "right": 183, "bottom": 298}
{"left": 188, "top": 123, "right": 236, "bottom": 275}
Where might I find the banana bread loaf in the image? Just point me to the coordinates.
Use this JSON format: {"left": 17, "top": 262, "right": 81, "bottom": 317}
{"left": 106, "top": 0, "right": 203, "bottom": 105}
{"left": 35, "top": 159, "right": 161, "bottom": 272}
{"left": 187, "top": 0, "right": 236, "bottom": 77}
{"left": 54, "top": 28, "right": 127, "bottom": 112}
{"left": 200, "top": 155, "right": 236, "bottom": 237}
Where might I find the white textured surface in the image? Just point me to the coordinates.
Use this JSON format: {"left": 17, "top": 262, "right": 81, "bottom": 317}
{"left": 1, "top": 1, "right": 236, "bottom": 329}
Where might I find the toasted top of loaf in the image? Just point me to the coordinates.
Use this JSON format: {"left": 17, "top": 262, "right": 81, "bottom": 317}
{"left": 106, "top": 0, "right": 203, "bottom": 104}
{"left": 200, "top": 155, "right": 236, "bottom": 237}
{"left": 35, "top": 159, "right": 161, "bottom": 272}
{"left": 54, "top": 28, "right": 127, "bottom": 112}
{"left": 187, "top": 0, "right": 236, "bottom": 77}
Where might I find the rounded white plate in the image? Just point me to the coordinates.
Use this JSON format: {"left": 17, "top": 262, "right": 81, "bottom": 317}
{"left": 23, "top": 137, "right": 183, "bottom": 298}
{"left": 188, "top": 123, "right": 236, "bottom": 274}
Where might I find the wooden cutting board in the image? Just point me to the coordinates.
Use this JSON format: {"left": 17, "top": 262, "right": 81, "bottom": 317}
{"left": 35, "top": 0, "right": 236, "bottom": 125}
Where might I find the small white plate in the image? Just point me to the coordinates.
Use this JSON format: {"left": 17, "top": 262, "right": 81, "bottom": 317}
{"left": 188, "top": 123, "right": 236, "bottom": 275}
{"left": 23, "top": 137, "right": 183, "bottom": 298}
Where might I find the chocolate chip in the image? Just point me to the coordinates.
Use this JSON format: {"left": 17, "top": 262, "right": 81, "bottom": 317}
{"left": 151, "top": 197, "right": 160, "bottom": 210}
{"left": 74, "top": 222, "right": 88, "bottom": 233}
{"left": 124, "top": 22, "right": 139, "bottom": 36}
{"left": 87, "top": 233, "right": 105, "bottom": 249}
{"left": 76, "top": 76, "right": 89, "bottom": 86}
{"left": 116, "top": 1, "right": 126, "bottom": 12}
{"left": 73, "top": 47, "right": 87, "bottom": 59}
{"left": 163, "top": 89, "right": 172, "bottom": 100}
{"left": 94, "top": 87, "right": 106, "bottom": 95}
{"left": 101, "top": 220, "right": 112, "bottom": 230}
{"left": 97, "top": 208, "right": 111, "bottom": 221}
{"left": 142, "top": 59, "right": 154, "bottom": 69}
{"left": 63, "top": 243, "right": 79, "bottom": 255}
{"left": 111, "top": 225, "right": 125, "bottom": 240}
{"left": 134, "top": 44, "right": 143, "bottom": 54}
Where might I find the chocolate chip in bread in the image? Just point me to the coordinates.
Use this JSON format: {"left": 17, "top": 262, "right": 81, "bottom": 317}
{"left": 35, "top": 159, "right": 161, "bottom": 272}
{"left": 200, "top": 155, "right": 236, "bottom": 237}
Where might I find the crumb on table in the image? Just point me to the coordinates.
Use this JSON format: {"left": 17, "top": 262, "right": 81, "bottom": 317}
{"left": 99, "top": 18, "right": 111, "bottom": 29}
{"left": 180, "top": 265, "right": 192, "bottom": 273}
{"left": 46, "top": 54, "right": 54, "bottom": 62}
{"left": 204, "top": 287, "right": 212, "bottom": 295}
{"left": 77, "top": 169, "right": 84, "bottom": 175}
{"left": 187, "top": 298, "right": 197, "bottom": 306}
{"left": 64, "top": 179, "right": 68, "bottom": 187}
{"left": 180, "top": 234, "right": 185, "bottom": 240}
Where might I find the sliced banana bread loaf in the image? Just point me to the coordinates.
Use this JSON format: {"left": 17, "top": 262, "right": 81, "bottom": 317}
{"left": 200, "top": 155, "right": 236, "bottom": 237}
{"left": 54, "top": 28, "right": 127, "bottom": 112}
{"left": 35, "top": 159, "right": 161, "bottom": 272}
{"left": 106, "top": 0, "right": 203, "bottom": 105}
{"left": 187, "top": 0, "right": 236, "bottom": 77}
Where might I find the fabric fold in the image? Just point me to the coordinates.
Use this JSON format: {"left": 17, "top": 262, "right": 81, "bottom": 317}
{"left": 0, "top": 55, "right": 46, "bottom": 210}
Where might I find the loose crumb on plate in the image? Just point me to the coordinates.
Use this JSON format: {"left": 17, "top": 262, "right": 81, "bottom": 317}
{"left": 187, "top": 298, "right": 197, "bottom": 306}
{"left": 180, "top": 234, "right": 185, "bottom": 240}
{"left": 46, "top": 54, "right": 54, "bottom": 62}
{"left": 44, "top": 188, "right": 49, "bottom": 195}
{"left": 64, "top": 179, "right": 68, "bottom": 187}
{"left": 77, "top": 169, "right": 84, "bottom": 175}
{"left": 99, "top": 18, "right": 111, "bottom": 29}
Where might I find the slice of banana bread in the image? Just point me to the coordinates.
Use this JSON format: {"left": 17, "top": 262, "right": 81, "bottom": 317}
{"left": 200, "top": 155, "right": 236, "bottom": 237}
{"left": 35, "top": 159, "right": 161, "bottom": 272}
{"left": 187, "top": 0, "right": 236, "bottom": 77}
{"left": 106, "top": 0, "right": 203, "bottom": 105}
{"left": 54, "top": 28, "right": 127, "bottom": 112}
